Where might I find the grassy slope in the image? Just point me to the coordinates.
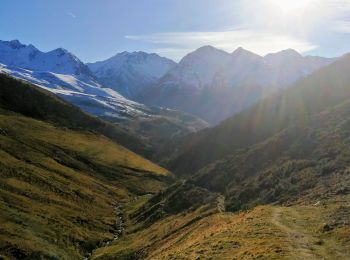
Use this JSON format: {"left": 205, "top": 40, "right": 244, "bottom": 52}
{"left": 191, "top": 99, "right": 350, "bottom": 211}
{"left": 0, "top": 74, "right": 151, "bottom": 157}
{"left": 0, "top": 111, "right": 170, "bottom": 259}
{"left": 92, "top": 195, "right": 350, "bottom": 259}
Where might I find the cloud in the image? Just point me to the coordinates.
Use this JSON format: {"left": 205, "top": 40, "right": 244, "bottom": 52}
{"left": 126, "top": 30, "right": 317, "bottom": 61}
{"left": 66, "top": 12, "right": 76, "bottom": 19}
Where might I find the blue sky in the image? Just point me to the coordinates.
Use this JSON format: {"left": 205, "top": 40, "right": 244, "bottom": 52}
{"left": 1, "top": 0, "right": 350, "bottom": 62}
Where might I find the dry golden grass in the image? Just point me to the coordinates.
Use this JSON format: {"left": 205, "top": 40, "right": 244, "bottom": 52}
{"left": 92, "top": 195, "right": 350, "bottom": 260}
{"left": 0, "top": 114, "right": 168, "bottom": 175}
{"left": 0, "top": 113, "right": 170, "bottom": 259}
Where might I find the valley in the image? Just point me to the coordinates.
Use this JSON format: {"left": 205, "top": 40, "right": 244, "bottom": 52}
{"left": 0, "top": 9, "right": 350, "bottom": 258}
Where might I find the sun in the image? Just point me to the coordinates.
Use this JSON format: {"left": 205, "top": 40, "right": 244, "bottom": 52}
{"left": 268, "top": 0, "right": 314, "bottom": 13}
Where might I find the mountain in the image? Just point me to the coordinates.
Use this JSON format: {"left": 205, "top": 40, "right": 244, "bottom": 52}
{"left": 89, "top": 53, "right": 350, "bottom": 260}
{"left": 0, "top": 40, "right": 92, "bottom": 76}
{"left": 140, "top": 46, "right": 335, "bottom": 124}
{"left": 2, "top": 40, "right": 349, "bottom": 259}
{"left": 0, "top": 74, "right": 172, "bottom": 259}
{"left": 87, "top": 51, "right": 176, "bottom": 99}
{"left": 264, "top": 48, "right": 336, "bottom": 86}
{"left": 0, "top": 74, "right": 151, "bottom": 156}
{"left": 0, "top": 40, "right": 150, "bottom": 120}
{"left": 0, "top": 40, "right": 208, "bottom": 149}
{"left": 159, "top": 45, "right": 232, "bottom": 90}
{"left": 165, "top": 53, "right": 350, "bottom": 176}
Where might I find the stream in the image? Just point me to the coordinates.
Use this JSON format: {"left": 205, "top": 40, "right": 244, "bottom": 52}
{"left": 84, "top": 202, "right": 125, "bottom": 259}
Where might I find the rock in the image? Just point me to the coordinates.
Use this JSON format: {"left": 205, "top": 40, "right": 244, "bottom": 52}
{"left": 313, "top": 201, "right": 321, "bottom": 206}
{"left": 322, "top": 223, "right": 333, "bottom": 232}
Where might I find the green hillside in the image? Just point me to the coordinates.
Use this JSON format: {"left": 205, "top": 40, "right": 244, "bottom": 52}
{"left": 0, "top": 74, "right": 151, "bottom": 157}
{"left": 0, "top": 111, "right": 170, "bottom": 259}
{"left": 0, "top": 76, "right": 172, "bottom": 259}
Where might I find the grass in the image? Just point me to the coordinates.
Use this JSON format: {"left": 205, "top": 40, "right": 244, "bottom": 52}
{"left": 0, "top": 112, "right": 170, "bottom": 259}
{"left": 0, "top": 114, "right": 167, "bottom": 175}
{"left": 91, "top": 195, "right": 350, "bottom": 259}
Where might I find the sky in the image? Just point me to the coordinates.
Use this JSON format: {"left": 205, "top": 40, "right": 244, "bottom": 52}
{"left": 1, "top": 0, "right": 350, "bottom": 62}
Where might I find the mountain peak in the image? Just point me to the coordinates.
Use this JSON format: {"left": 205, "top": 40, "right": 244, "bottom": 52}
{"left": 9, "top": 39, "right": 25, "bottom": 48}
{"left": 232, "top": 46, "right": 245, "bottom": 53}
{"left": 232, "top": 47, "right": 261, "bottom": 58}
{"left": 50, "top": 48, "right": 70, "bottom": 56}
{"left": 180, "top": 45, "right": 229, "bottom": 64}
{"left": 193, "top": 45, "right": 223, "bottom": 54}
{"left": 265, "top": 48, "right": 302, "bottom": 59}
{"left": 0, "top": 41, "right": 91, "bottom": 76}
{"left": 87, "top": 50, "right": 176, "bottom": 98}
{"left": 0, "top": 39, "right": 26, "bottom": 49}
{"left": 279, "top": 48, "right": 302, "bottom": 56}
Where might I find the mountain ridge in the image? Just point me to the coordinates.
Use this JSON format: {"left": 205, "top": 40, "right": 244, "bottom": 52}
{"left": 87, "top": 51, "right": 176, "bottom": 99}
{"left": 0, "top": 40, "right": 208, "bottom": 150}
{"left": 164, "top": 52, "right": 350, "bottom": 176}
{"left": 140, "top": 45, "right": 336, "bottom": 124}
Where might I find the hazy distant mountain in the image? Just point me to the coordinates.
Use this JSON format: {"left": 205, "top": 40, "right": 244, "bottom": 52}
{"left": 87, "top": 51, "right": 176, "bottom": 99}
{"left": 165, "top": 53, "right": 350, "bottom": 176}
{"left": 140, "top": 46, "right": 336, "bottom": 124}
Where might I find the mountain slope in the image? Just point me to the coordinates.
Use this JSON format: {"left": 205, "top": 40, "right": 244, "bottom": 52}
{"left": 92, "top": 198, "right": 350, "bottom": 259}
{"left": 191, "top": 99, "right": 350, "bottom": 210}
{"left": 0, "top": 40, "right": 153, "bottom": 121}
{"left": 166, "top": 53, "right": 350, "bottom": 175}
{"left": 0, "top": 73, "right": 152, "bottom": 156}
{"left": 141, "top": 46, "right": 335, "bottom": 124}
{"left": 89, "top": 53, "right": 350, "bottom": 260}
{"left": 87, "top": 51, "right": 176, "bottom": 99}
{"left": 0, "top": 40, "right": 208, "bottom": 150}
{"left": 0, "top": 111, "right": 170, "bottom": 259}
{"left": 0, "top": 74, "right": 173, "bottom": 259}
{"left": 0, "top": 64, "right": 208, "bottom": 152}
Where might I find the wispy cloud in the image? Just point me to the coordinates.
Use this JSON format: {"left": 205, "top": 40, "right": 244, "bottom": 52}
{"left": 66, "top": 12, "right": 76, "bottom": 19}
{"left": 126, "top": 30, "right": 317, "bottom": 61}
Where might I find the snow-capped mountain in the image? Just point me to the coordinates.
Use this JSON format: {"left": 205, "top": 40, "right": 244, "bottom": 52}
{"left": 0, "top": 40, "right": 92, "bottom": 76}
{"left": 140, "top": 46, "right": 336, "bottom": 124}
{"left": 87, "top": 51, "right": 176, "bottom": 99}
{"left": 161, "top": 45, "right": 232, "bottom": 90}
{"left": 0, "top": 63, "right": 154, "bottom": 120}
{"left": 0, "top": 40, "right": 208, "bottom": 144}
{"left": 0, "top": 40, "right": 154, "bottom": 120}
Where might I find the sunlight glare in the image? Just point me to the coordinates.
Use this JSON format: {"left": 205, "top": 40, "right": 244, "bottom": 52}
{"left": 268, "top": 0, "right": 314, "bottom": 13}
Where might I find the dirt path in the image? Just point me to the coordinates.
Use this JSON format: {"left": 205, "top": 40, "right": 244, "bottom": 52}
{"left": 271, "top": 207, "right": 319, "bottom": 260}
